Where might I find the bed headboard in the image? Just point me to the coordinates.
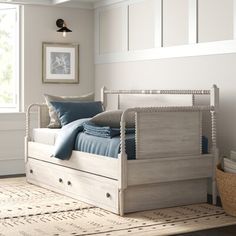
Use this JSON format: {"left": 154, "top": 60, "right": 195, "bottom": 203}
{"left": 101, "top": 85, "right": 219, "bottom": 111}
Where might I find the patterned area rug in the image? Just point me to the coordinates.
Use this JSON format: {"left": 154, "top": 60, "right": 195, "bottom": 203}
{"left": 0, "top": 178, "right": 236, "bottom": 236}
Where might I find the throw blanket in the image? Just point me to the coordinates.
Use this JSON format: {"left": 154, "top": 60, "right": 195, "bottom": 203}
{"left": 52, "top": 118, "right": 89, "bottom": 160}
{"left": 83, "top": 121, "right": 135, "bottom": 138}
{"left": 83, "top": 121, "right": 120, "bottom": 138}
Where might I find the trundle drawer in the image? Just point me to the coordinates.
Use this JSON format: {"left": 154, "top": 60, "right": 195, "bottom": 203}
{"left": 26, "top": 158, "right": 119, "bottom": 213}
{"left": 64, "top": 170, "right": 119, "bottom": 213}
{"left": 27, "top": 159, "right": 66, "bottom": 190}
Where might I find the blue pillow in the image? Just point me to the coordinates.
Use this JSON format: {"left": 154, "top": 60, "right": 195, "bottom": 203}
{"left": 50, "top": 101, "right": 104, "bottom": 126}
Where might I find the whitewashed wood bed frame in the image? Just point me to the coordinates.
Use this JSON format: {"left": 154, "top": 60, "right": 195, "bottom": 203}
{"left": 25, "top": 85, "right": 219, "bottom": 216}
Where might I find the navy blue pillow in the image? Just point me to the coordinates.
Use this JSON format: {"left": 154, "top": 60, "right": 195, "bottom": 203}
{"left": 50, "top": 101, "right": 104, "bottom": 126}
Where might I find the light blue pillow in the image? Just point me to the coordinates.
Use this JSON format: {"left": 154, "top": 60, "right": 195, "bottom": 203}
{"left": 50, "top": 101, "right": 104, "bottom": 126}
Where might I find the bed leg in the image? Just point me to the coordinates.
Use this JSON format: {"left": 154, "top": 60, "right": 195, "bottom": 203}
{"left": 212, "top": 148, "right": 219, "bottom": 205}
{"left": 24, "top": 136, "right": 29, "bottom": 164}
{"left": 119, "top": 190, "right": 124, "bottom": 216}
{"left": 212, "top": 180, "right": 217, "bottom": 205}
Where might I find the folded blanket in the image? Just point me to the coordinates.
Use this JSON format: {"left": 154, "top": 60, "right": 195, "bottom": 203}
{"left": 83, "top": 121, "right": 134, "bottom": 138}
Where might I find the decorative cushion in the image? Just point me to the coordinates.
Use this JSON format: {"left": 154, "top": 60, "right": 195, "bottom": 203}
{"left": 90, "top": 110, "right": 135, "bottom": 128}
{"left": 50, "top": 101, "right": 104, "bottom": 126}
{"left": 44, "top": 92, "right": 94, "bottom": 128}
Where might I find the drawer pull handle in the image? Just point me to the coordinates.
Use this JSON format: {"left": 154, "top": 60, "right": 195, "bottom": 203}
{"left": 106, "top": 193, "right": 111, "bottom": 198}
{"left": 59, "top": 178, "right": 63, "bottom": 183}
{"left": 30, "top": 169, "right": 33, "bottom": 174}
{"left": 67, "top": 181, "right": 72, "bottom": 186}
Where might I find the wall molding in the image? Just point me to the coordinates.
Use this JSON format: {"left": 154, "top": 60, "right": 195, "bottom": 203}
{"left": 95, "top": 0, "right": 236, "bottom": 64}
{"left": 189, "top": 0, "right": 198, "bottom": 44}
{"left": 95, "top": 39, "right": 236, "bottom": 64}
{"left": 154, "top": 0, "right": 163, "bottom": 48}
{"left": 0, "top": 0, "right": 94, "bottom": 10}
{"left": 94, "top": 0, "right": 126, "bottom": 9}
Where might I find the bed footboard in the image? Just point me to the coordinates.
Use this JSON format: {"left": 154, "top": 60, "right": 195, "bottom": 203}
{"left": 115, "top": 85, "right": 219, "bottom": 215}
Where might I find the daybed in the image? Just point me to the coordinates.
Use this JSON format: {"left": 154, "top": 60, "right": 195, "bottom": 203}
{"left": 25, "top": 85, "right": 219, "bottom": 216}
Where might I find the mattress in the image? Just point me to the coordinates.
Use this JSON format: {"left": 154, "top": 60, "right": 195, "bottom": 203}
{"left": 32, "top": 128, "right": 136, "bottom": 160}
{"left": 33, "top": 128, "right": 61, "bottom": 145}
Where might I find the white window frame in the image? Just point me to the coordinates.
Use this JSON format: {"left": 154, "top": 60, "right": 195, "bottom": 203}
{"left": 0, "top": 4, "right": 20, "bottom": 112}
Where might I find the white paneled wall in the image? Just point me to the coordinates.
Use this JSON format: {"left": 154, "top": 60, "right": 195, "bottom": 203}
{"left": 94, "top": 0, "right": 236, "bottom": 157}
{"left": 198, "top": 0, "right": 234, "bottom": 42}
{"left": 95, "top": 0, "right": 236, "bottom": 64}
{"left": 0, "top": 113, "right": 25, "bottom": 175}
{"left": 129, "top": 0, "right": 156, "bottom": 50}
{"left": 163, "top": 0, "right": 189, "bottom": 47}
{"left": 99, "top": 4, "right": 128, "bottom": 54}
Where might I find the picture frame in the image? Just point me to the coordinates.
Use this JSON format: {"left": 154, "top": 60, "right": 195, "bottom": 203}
{"left": 42, "top": 43, "right": 79, "bottom": 84}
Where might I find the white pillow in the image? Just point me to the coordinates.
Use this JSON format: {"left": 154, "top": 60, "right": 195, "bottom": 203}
{"left": 90, "top": 110, "right": 135, "bottom": 128}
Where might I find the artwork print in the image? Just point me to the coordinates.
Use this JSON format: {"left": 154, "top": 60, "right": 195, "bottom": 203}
{"left": 43, "top": 43, "right": 79, "bottom": 84}
{"left": 50, "top": 52, "right": 71, "bottom": 75}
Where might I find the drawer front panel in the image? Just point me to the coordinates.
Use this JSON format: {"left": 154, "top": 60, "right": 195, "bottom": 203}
{"left": 27, "top": 159, "right": 65, "bottom": 190}
{"left": 64, "top": 170, "right": 119, "bottom": 213}
{"left": 26, "top": 158, "right": 119, "bottom": 213}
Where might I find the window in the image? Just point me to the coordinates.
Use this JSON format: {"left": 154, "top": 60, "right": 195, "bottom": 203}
{"left": 0, "top": 4, "right": 19, "bottom": 112}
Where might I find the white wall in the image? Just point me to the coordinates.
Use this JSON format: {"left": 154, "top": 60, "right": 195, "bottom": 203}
{"left": 94, "top": 0, "right": 236, "bottom": 156}
{"left": 23, "top": 5, "right": 94, "bottom": 109}
{"left": 95, "top": 54, "right": 236, "bottom": 156}
{"left": 0, "top": 4, "right": 94, "bottom": 176}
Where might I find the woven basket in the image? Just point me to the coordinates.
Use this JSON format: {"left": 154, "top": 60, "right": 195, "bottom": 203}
{"left": 216, "top": 164, "right": 236, "bottom": 216}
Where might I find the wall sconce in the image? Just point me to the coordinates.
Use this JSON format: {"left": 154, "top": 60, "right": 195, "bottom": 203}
{"left": 56, "top": 19, "right": 72, "bottom": 38}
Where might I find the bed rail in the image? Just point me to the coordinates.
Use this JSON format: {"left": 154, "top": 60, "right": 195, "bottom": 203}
{"left": 26, "top": 103, "right": 49, "bottom": 140}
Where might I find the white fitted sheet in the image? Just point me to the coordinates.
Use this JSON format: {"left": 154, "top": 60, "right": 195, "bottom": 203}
{"left": 33, "top": 128, "right": 60, "bottom": 145}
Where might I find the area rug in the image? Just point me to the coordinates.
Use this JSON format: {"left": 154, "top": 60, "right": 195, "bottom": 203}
{"left": 0, "top": 178, "right": 236, "bottom": 236}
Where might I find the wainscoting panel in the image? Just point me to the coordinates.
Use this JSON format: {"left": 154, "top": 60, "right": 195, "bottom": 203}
{"left": 99, "top": 3, "right": 128, "bottom": 54}
{"left": 198, "top": 0, "right": 234, "bottom": 43}
{"left": 95, "top": 0, "right": 236, "bottom": 64}
{"left": 163, "top": 0, "right": 189, "bottom": 47}
{"left": 0, "top": 113, "right": 25, "bottom": 175}
{"left": 128, "top": 0, "right": 156, "bottom": 50}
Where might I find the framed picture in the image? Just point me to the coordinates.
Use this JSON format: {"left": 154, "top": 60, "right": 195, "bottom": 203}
{"left": 42, "top": 43, "right": 79, "bottom": 83}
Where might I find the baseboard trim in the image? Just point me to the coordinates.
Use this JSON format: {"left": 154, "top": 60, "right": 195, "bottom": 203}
{"left": 0, "top": 174, "right": 26, "bottom": 179}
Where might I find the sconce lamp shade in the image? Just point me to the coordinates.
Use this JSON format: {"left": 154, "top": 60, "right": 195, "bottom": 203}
{"left": 57, "top": 27, "right": 72, "bottom": 33}
{"left": 56, "top": 19, "right": 72, "bottom": 37}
